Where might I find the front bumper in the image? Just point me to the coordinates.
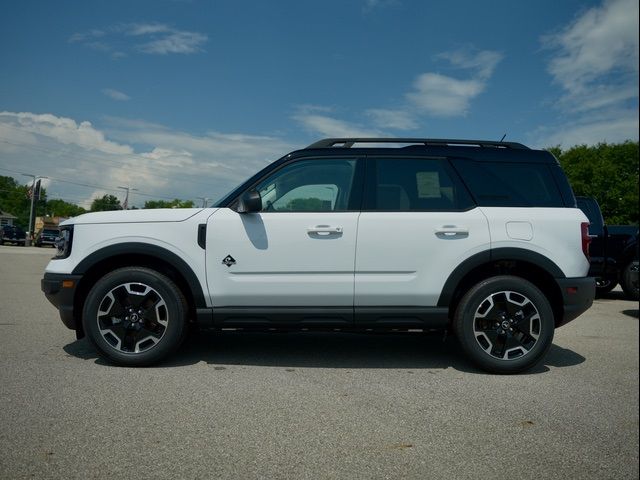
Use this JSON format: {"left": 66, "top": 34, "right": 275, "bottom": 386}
{"left": 41, "top": 273, "right": 83, "bottom": 331}
{"left": 555, "top": 276, "right": 595, "bottom": 327}
{"left": 38, "top": 239, "right": 57, "bottom": 246}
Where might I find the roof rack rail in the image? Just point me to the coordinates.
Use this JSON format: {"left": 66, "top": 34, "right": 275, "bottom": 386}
{"left": 306, "top": 138, "right": 529, "bottom": 150}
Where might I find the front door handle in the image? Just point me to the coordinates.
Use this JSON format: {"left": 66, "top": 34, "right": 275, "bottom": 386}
{"left": 435, "top": 225, "right": 468, "bottom": 236}
{"left": 307, "top": 225, "right": 343, "bottom": 235}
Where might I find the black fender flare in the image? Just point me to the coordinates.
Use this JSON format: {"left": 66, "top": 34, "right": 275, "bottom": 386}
{"left": 72, "top": 242, "right": 207, "bottom": 308}
{"left": 437, "top": 248, "right": 565, "bottom": 307}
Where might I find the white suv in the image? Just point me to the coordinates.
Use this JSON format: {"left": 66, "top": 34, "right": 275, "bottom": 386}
{"left": 41, "top": 138, "right": 595, "bottom": 373}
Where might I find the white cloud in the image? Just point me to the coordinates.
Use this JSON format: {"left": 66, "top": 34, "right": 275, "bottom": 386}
{"left": 0, "top": 111, "right": 132, "bottom": 155}
{"left": 543, "top": 0, "right": 638, "bottom": 92}
{"left": 405, "top": 49, "right": 502, "bottom": 117}
{"left": 69, "top": 22, "right": 208, "bottom": 56}
{"left": 137, "top": 30, "right": 208, "bottom": 55}
{"left": 366, "top": 109, "right": 418, "bottom": 130}
{"left": 68, "top": 29, "right": 105, "bottom": 43}
{"left": 536, "top": 0, "right": 639, "bottom": 146}
{"left": 293, "top": 106, "right": 381, "bottom": 137}
{"left": 0, "top": 112, "right": 295, "bottom": 208}
{"left": 102, "top": 88, "right": 131, "bottom": 101}
{"left": 292, "top": 48, "right": 501, "bottom": 134}
{"left": 125, "top": 23, "right": 172, "bottom": 36}
{"left": 436, "top": 50, "right": 503, "bottom": 80}
{"left": 530, "top": 110, "right": 639, "bottom": 148}
{"left": 407, "top": 74, "right": 485, "bottom": 117}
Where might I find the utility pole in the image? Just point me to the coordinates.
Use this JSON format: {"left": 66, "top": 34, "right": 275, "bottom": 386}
{"left": 22, "top": 174, "right": 47, "bottom": 246}
{"left": 196, "top": 197, "right": 210, "bottom": 208}
{"left": 118, "top": 186, "right": 138, "bottom": 210}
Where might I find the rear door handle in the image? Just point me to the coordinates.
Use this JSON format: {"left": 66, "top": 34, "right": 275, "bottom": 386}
{"left": 307, "top": 225, "right": 343, "bottom": 235}
{"left": 435, "top": 225, "right": 468, "bottom": 236}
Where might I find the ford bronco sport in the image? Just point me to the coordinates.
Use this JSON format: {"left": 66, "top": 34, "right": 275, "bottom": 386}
{"left": 41, "top": 138, "right": 595, "bottom": 373}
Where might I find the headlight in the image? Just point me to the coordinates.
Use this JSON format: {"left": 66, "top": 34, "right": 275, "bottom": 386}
{"left": 54, "top": 226, "right": 73, "bottom": 259}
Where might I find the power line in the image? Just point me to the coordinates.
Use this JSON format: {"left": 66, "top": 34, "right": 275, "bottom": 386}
{"left": 0, "top": 165, "right": 192, "bottom": 201}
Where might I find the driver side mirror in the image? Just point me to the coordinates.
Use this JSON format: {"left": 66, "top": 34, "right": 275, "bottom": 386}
{"left": 237, "top": 190, "right": 262, "bottom": 213}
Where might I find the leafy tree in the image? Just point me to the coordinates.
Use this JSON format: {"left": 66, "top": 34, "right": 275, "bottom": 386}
{"left": 144, "top": 199, "right": 195, "bottom": 209}
{"left": 91, "top": 194, "right": 122, "bottom": 212}
{"left": 45, "top": 199, "right": 86, "bottom": 218}
{"left": 548, "top": 141, "right": 639, "bottom": 224}
{"left": 0, "top": 175, "right": 46, "bottom": 228}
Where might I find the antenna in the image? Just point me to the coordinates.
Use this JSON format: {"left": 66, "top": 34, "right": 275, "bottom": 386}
{"left": 499, "top": 134, "right": 507, "bottom": 142}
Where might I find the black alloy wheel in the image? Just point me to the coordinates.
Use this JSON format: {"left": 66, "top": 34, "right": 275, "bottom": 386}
{"left": 454, "top": 276, "right": 555, "bottom": 374}
{"left": 83, "top": 267, "right": 188, "bottom": 366}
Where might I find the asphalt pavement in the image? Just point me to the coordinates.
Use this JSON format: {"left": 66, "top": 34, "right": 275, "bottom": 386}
{"left": 0, "top": 245, "right": 638, "bottom": 479}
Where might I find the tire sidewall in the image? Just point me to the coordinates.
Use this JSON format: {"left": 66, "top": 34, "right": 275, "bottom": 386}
{"left": 621, "top": 261, "right": 640, "bottom": 301}
{"left": 455, "top": 276, "right": 555, "bottom": 374}
{"left": 83, "top": 267, "right": 187, "bottom": 367}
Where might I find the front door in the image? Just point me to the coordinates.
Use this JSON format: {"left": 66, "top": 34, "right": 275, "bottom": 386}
{"left": 206, "top": 158, "right": 361, "bottom": 321}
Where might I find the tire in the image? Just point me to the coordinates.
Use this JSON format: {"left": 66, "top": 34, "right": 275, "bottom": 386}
{"left": 620, "top": 261, "right": 639, "bottom": 301}
{"left": 82, "top": 267, "right": 188, "bottom": 367}
{"left": 595, "top": 277, "right": 617, "bottom": 296}
{"left": 454, "top": 276, "right": 555, "bottom": 374}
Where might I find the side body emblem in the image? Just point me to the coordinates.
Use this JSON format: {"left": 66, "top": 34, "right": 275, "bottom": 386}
{"left": 222, "top": 255, "right": 236, "bottom": 267}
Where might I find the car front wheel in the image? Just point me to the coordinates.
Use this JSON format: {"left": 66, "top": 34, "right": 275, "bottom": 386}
{"left": 82, "top": 267, "right": 188, "bottom": 367}
{"left": 454, "top": 276, "right": 555, "bottom": 374}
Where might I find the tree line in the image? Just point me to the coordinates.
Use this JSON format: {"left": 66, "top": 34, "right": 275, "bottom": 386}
{"left": 549, "top": 141, "right": 638, "bottom": 225}
{"left": 1, "top": 141, "right": 638, "bottom": 228}
{"left": 0, "top": 177, "right": 196, "bottom": 229}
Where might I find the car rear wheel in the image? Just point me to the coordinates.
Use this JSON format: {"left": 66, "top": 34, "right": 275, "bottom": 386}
{"left": 595, "top": 276, "right": 617, "bottom": 295}
{"left": 620, "top": 261, "right": 639, "bottom": 301}
{"left": 454, "top": 276, "right": 555, "bottom": 374}
{"left": 83, "top": 267, "right": 188, "bottom": 366}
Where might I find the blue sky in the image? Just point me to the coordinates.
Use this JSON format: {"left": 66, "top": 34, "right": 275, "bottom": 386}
{"left": 0, "top": 0, "right": 638, "bottom": 208}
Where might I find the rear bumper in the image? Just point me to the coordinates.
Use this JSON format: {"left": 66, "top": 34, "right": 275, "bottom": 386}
{"left": 555, "top": 276, "right": 595, "bottom": 327}
{"left": 41, "top": 273, "right": 83, "bottom": 331}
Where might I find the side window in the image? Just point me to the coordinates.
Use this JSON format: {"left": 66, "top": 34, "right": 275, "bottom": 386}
{"left": 366, "top": 158, "right": 474, "bottom": 211}
{"left": 454, "top": 160, "right": 564, "bottom": 207}
{"left": 253, "top": 159, "right": 356, "bottom": 212}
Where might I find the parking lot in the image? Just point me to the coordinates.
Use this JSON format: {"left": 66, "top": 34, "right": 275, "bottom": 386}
{"left": 0, "top": 245, "right": 638, "bottom": 479}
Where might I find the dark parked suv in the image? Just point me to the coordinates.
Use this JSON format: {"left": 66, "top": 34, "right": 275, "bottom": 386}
{"left": 36, "top": 228, "right": 60, "bottom": 248}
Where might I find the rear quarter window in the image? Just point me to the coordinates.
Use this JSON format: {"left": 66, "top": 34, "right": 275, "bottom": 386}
{"left": 453, "top": 160, "right": 564, "bottom": 207}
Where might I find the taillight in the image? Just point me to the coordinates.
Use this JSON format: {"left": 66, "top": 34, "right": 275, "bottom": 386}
{"left": 581, "top": 222, "right": 591, "bottom": 260}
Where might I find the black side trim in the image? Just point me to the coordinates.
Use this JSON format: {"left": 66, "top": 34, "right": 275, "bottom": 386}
{"left": 437, "top": 248, "right": 565, "bottom": 307}
{"left": 206, "top": 306, "right": 449, "bottom": 329}
{"left": 491, "top": 248, "right": 564, "bottom": 277}
{"left": 72, "top": 243, "right": 207, "bottom": 308}
{"left": 355, "top": 307, "right": 449, "bottom": 328}
{"left": 437, "top": 251, "right": 491, "bottom": 307}
{"left": 197, "top": 224, "right": 207, "bottom": 249}
{"left": 212, "top": 307, "right": 353, "bottom": 327}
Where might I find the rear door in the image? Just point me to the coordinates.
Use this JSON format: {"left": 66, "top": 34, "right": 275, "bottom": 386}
{"left": 354, "top": 156, "right": 490, "bottom": 312}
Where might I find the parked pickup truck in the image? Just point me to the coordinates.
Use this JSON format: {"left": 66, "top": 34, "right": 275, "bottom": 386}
{"left": 577, "top": 196, "right": 639, "bottom": 300}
